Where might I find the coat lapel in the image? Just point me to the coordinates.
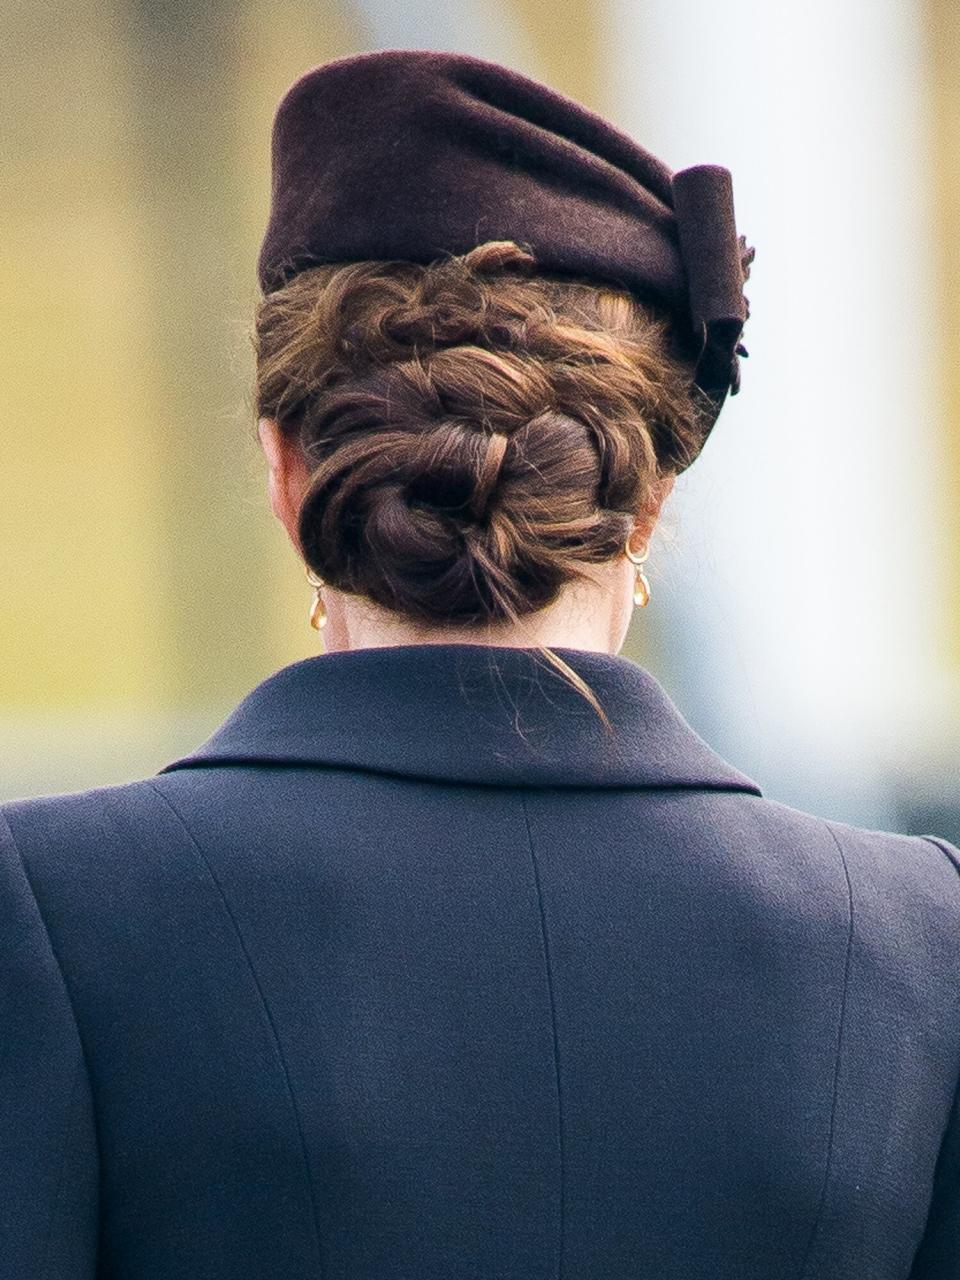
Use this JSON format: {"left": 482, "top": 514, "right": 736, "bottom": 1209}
{"left": 158, "top": 643, "right": 762, "bottom": 794}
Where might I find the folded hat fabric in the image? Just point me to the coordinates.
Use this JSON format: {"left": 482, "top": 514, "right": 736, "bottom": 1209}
{"left": 257, "top": 49, "right": 754, "bottom": 456}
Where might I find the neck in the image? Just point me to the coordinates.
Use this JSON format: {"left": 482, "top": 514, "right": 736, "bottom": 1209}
{"left": 317, "top": 559, "right": 635, "bottom": 656}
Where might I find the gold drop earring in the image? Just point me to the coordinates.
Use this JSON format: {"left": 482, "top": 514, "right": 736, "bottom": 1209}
{"left": 624, "top": 535, "right": 651, "bottom": 608}
{"left": 305, "top": 567, "right": 327, "bottom": 630}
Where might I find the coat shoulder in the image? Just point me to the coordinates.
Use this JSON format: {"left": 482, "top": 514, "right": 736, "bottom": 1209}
{"left": 730, "top": 791, "right": 960, "bottom": 960}
{"left": 0, "top": 777, "right": 186, "bottom": 912}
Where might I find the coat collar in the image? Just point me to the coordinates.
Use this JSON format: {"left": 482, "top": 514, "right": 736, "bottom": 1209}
{"left": 158, "top": 643, "right": 762, "bottom": 794}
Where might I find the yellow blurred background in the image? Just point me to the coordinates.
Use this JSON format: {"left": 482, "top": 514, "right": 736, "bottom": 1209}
{"left": 1, "top": 0, "right": 957, "bottom": 837}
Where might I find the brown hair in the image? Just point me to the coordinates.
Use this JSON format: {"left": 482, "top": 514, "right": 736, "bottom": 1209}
{"left": 253, "top": 241, "right": 712, "bottom": 729}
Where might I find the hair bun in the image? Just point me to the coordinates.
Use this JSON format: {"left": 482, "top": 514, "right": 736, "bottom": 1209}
{"left": 469, "top": 431, "right": 510, "bottom": 522}
{"left": 255, "top": 242, "right": 707, "bottom": 626}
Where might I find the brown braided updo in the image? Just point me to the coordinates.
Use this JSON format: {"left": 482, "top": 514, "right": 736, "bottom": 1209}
{"left": 253, "top": 240, "right": 712, "bottom": 722}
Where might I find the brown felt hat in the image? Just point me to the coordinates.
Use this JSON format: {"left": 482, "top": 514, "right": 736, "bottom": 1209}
{"left": 258, "top": 49, "right": 754, "bottom": 467}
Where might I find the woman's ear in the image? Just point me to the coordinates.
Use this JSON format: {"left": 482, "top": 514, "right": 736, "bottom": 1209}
{"left": 257, "top": 417, "right": 312, "bottom": 553}
{"left": 657, "top": 472, "right": 676, "bottom": 501}
{"left": 633, "top": 472, "right": 677, "bottom": 544}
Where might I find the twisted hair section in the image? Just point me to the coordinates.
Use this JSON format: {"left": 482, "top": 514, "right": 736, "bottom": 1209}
{"left": 254, "top": 241, "right": 710, "bottom": 726}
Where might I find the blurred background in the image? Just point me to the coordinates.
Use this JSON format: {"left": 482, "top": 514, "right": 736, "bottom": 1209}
{"left": 1, "top": 0, "right": 957, "bottom": 839}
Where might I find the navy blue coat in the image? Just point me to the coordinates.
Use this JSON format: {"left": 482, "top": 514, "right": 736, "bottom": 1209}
{"left": 3, "top": 642, "right": 960, "bottom": 1279}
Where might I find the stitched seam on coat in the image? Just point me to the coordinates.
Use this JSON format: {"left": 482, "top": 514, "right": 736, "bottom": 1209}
{"left": 907, "top": 835, "right": 960, "bottom": 1274}
{"left": 796, "top": 819, "right": 855, "bottom": 1280}
{"left": 37, "top": 1055, "right": 85, "bottom": 1280}
{"left": 520, "top": 793, "right": 565, "bottom": 1280}
{"left": 145, "top": 780, "right": 327, "bottom": 1280}
{"left": 0, "top": 811, "right": 99, "bottom": 1277}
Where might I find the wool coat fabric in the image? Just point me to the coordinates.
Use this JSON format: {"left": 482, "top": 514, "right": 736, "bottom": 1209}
{"left": 2, "top": 642, "right": 959, "bottom": 1279}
